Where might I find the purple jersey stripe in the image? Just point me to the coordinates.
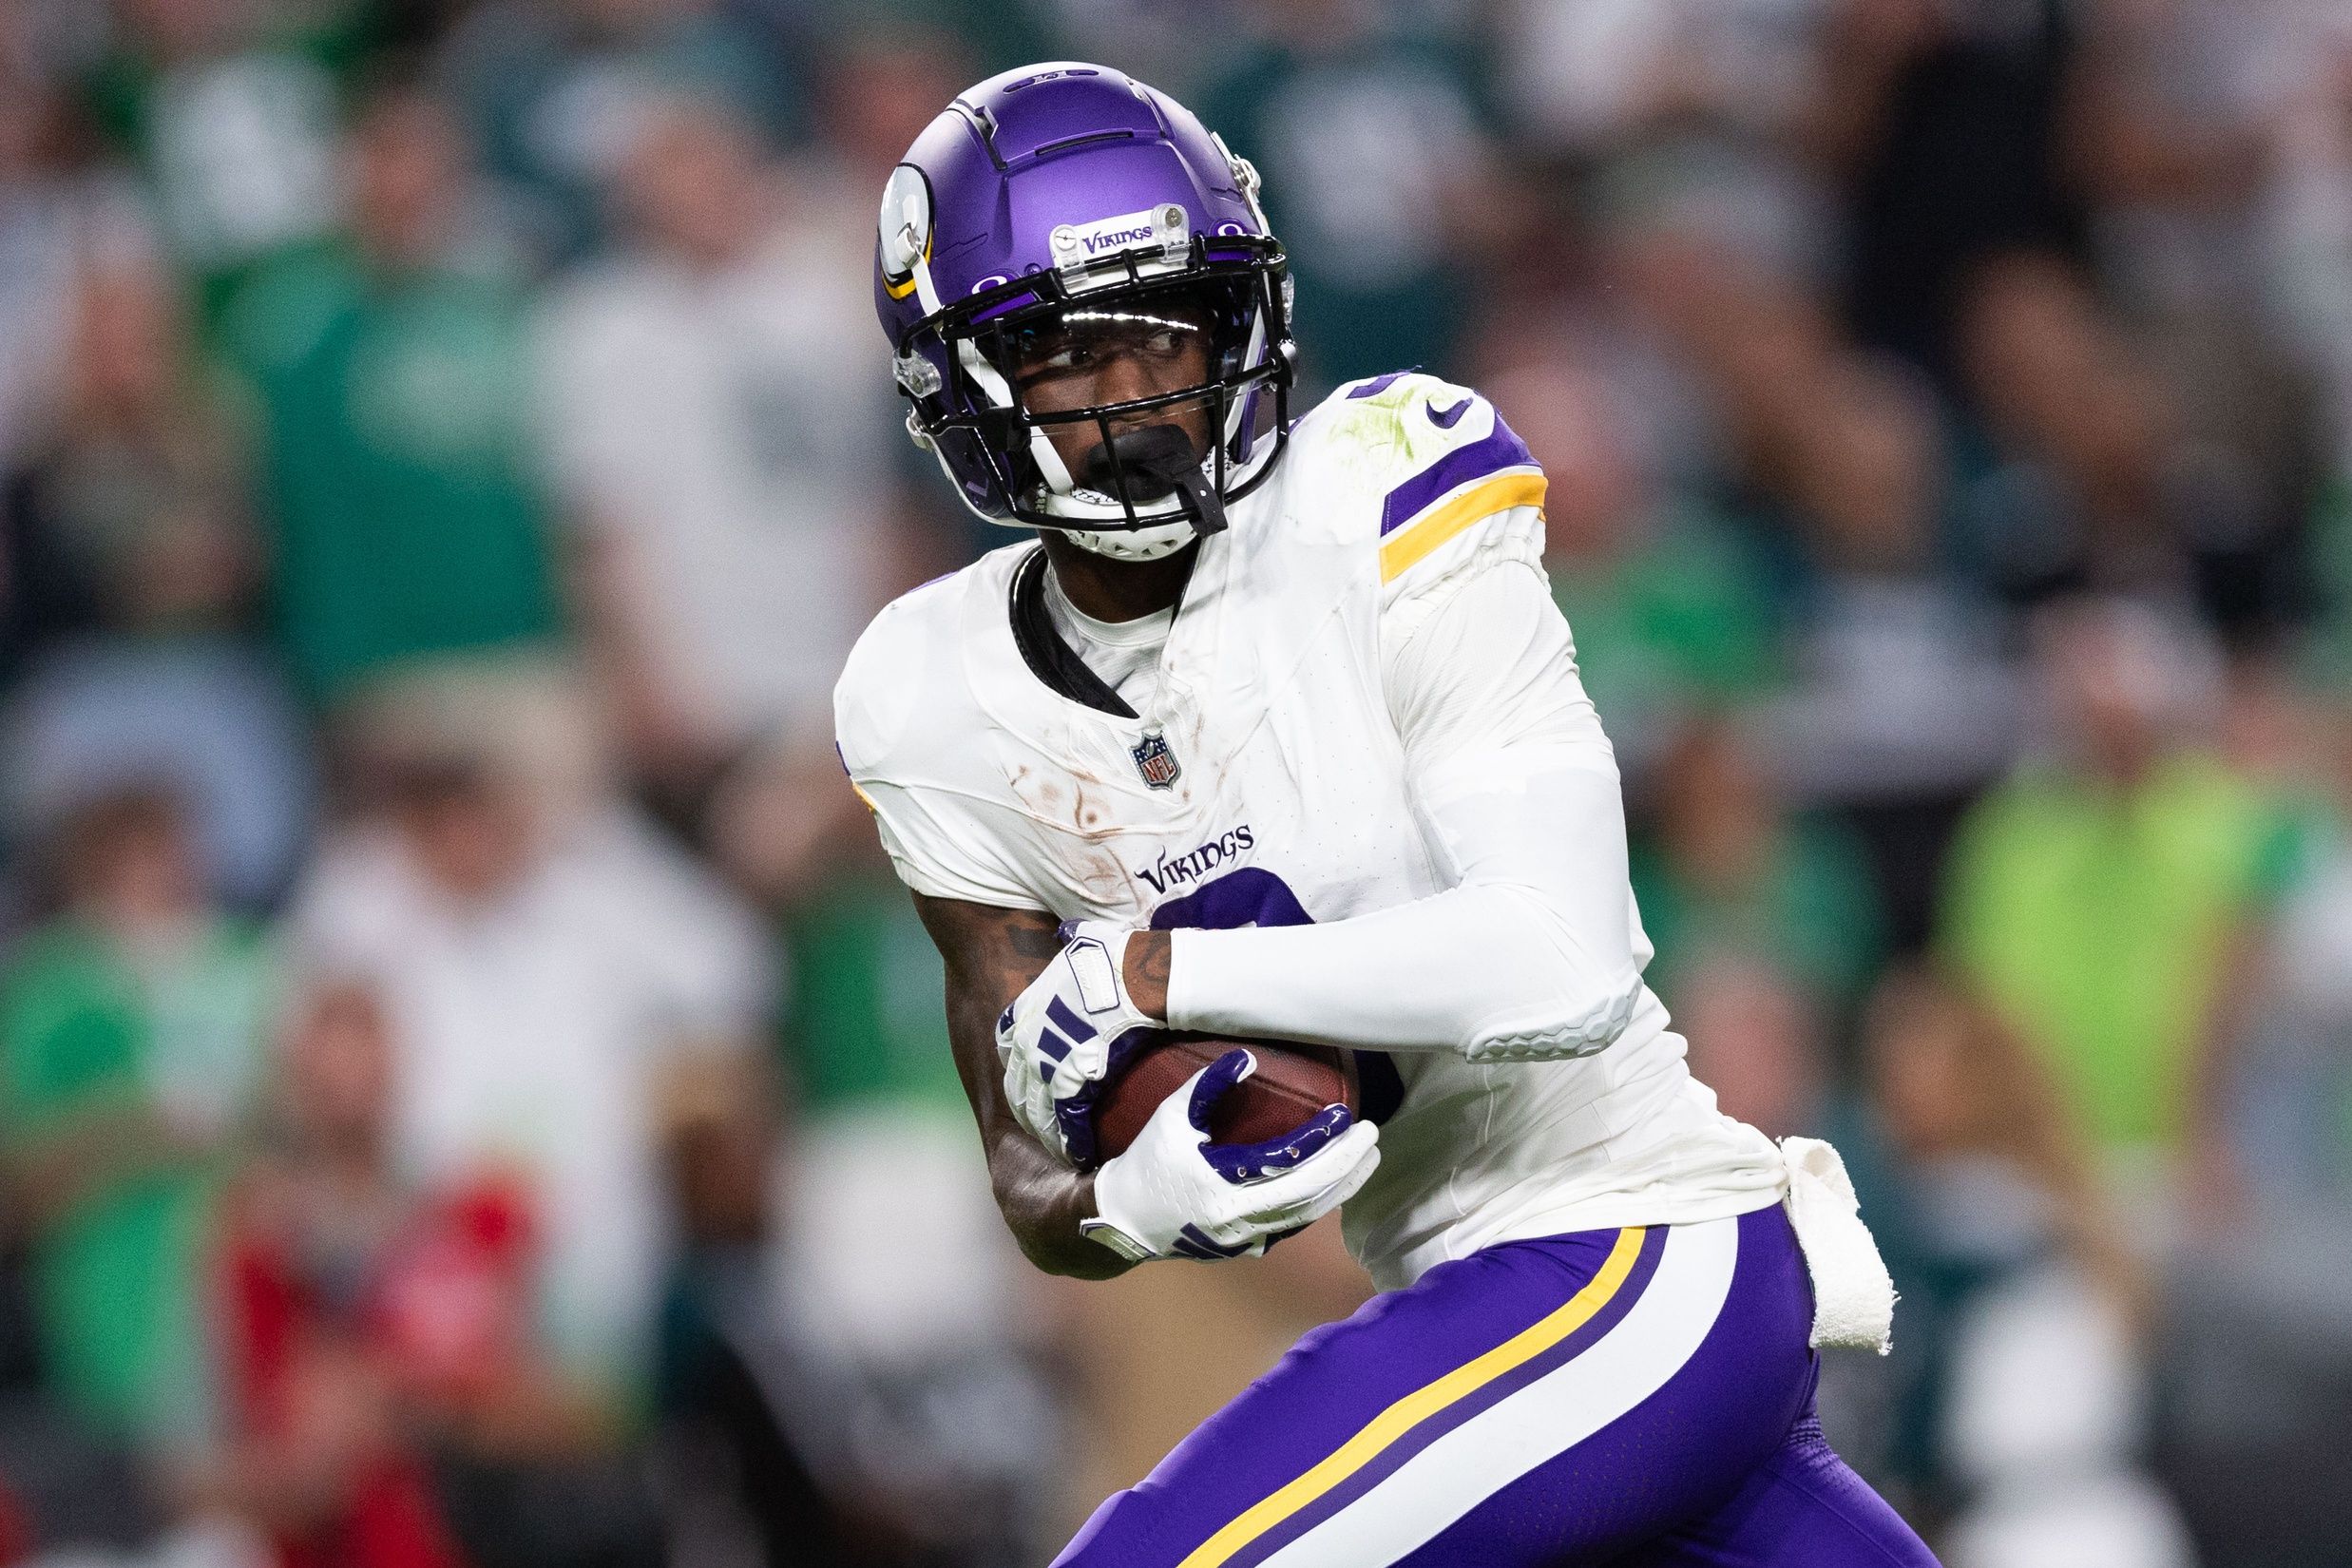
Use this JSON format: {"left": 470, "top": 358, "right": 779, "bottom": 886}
{"left": 1378, "top": 414, "right": 1535, "bottom": 537}
{"left": 1218, "top": 1225, "right": 1671, "bottom": 1568}
{"left": 1345, "top": 370, "right": 1412, "bottom": 400}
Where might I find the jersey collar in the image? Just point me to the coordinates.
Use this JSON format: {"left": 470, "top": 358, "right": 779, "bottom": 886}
{"left": 1006, "top": 545, "right": 1138, "bottom": 719}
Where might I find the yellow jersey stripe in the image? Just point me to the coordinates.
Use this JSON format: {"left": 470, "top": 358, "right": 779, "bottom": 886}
{"left": 1377, "top": 468, "right": 1548, "bottom": 583}
{"left": 1176, "top": 1224, "right": 1647, "bottom": 1568}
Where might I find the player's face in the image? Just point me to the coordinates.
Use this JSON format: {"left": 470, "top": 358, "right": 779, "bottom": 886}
{"left": 1011, "top": 301, "right": 1216, "bottom": 483}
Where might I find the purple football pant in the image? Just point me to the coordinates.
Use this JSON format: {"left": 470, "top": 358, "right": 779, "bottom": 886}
{"left": 1053, "top": 1205, "right": 1940, "bottom": 1568}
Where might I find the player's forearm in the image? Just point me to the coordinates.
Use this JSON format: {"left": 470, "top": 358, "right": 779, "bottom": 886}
{"left": 985, "top": 1133, "right": 1135, "bottom": 1279}
{"left": 908, "top": 892, "right": 1139, "bottom": 1279}
{"left": 1154, "top": 755, "right": 1648, "bottom": 1061}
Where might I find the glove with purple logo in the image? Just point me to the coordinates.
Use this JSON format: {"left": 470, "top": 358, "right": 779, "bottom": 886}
{"left": 1081, "top": 1048, "right": 1382, "bottom": 1264}
{"left": 996, "top": 921, "right": 1160, "bottom": 1167}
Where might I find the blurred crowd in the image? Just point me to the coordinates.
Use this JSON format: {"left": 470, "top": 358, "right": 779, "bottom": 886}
{"left": 0, "top": 0, "right": 2347, "bottom": 1565}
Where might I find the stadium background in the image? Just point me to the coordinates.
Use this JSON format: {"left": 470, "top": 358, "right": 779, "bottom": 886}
{"left": 0, "top": 0, "right": 2348, "bottom": 1563}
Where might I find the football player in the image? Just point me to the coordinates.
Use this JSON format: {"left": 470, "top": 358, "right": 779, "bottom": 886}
{"left": 836, "top": 62, "right": 1941, "bottom": 1568}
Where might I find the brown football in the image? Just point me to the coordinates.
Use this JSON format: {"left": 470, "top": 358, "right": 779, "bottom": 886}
{"left": 1091, "top": 1033, "right": 1359, "bottom": 1166}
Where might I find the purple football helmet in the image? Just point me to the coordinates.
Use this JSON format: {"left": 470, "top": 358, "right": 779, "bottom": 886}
{"left": 874, "top": 63, "right": 1296, "bottom": 559}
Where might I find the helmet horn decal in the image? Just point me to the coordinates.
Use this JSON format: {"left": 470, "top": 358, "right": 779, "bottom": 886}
{"left": 877, "top": 164, "right": 933, "bottom": 302}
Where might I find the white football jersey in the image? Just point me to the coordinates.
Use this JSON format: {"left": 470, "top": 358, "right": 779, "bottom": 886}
{"left": 835, "top": 372, "right": 1784, "bottom": 1291}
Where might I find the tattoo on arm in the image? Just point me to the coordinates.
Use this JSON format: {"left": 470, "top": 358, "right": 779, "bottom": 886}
{"left": 911, "top": 893, "right": 1135, "bottom": 1279}
{"left": 1123, "top": 929, "right": 1173, "bottom": 1020}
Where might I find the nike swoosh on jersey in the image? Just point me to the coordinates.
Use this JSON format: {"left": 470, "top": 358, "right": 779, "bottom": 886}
{"left": 1426, "top": 397, "right": 1471, "bottom": 429}
{"left": 1381, "top": 419, "right": 1535, "bottom": 536}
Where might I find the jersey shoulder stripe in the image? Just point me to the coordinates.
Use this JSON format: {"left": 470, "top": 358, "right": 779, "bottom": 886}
{"left": 1281, "top": 372, "right": 1549, "bottom": 591}
{"left": 1373, "top": 396, "right": 1544, "bottom": 585}
{"left": 1378, "top": 411, "right": 1536, "bottom": 537}
{"left": 1342, "top": 369, "right": 1414, "bottom": 402}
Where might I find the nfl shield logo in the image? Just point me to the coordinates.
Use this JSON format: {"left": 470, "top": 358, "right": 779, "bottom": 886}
{"left": 1131, "top": 732, "right": 1181, "bottom": 789}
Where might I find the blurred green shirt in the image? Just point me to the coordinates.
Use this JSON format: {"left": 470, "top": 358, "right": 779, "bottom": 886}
{"left": 222, "top": 244, "right": 563, "bottom": 701}
{"left": 1941, "top": 755, "right": 2300, "bottom": 1152}
{"left": 1633, "top": 816, "right": 1887, "bottom": 1017}
{"left": 2302, "top": 473, "right": 2352, "bottom": 688}
{"left": 0, "top": 920, "right": 272, "bottom": 1442}
{"left": 1195, "top": 30, "right": 1497, "bottom": 388}
{"left": 76, "top": 7, "right": 381, "bottom": 333}
{"left": 1551, "top": 508, "right": 1784, "bottom": 742}
{"left": 778, "top": 874, "right": 966, "bottom": 1117}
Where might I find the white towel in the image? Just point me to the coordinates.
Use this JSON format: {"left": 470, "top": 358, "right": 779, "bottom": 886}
{"left": 1778, "top": 1136, "right": 1898, "bottom": 1355}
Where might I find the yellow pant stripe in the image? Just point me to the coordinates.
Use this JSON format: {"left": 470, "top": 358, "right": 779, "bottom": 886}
{"left": 1176, "top": 1224, "right": 1648, "bottom": 1568}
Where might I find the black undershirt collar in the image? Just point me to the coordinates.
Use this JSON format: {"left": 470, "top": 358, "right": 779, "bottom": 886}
{"left": 1006, "top": 545, "right": 1140, "bottom": 719}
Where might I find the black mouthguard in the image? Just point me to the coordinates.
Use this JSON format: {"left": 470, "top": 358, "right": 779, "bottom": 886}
{"left": 1076, "top": 424, "right": 1228, "bottom": 537}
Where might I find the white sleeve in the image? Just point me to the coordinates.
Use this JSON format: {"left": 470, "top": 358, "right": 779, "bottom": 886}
{"left": 835, "top": 599, "right": 1054, "bottom": 913}
{"left": 1163, "top": 549, "right": 1649, "bottom": 1059}
{"left": 852, "top": 775, "right": 1054, "bottom": 912}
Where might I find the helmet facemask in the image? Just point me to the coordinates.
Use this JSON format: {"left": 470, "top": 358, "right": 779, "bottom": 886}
{"left": 894, "top": 239, "right": 1293, "bottom": 559}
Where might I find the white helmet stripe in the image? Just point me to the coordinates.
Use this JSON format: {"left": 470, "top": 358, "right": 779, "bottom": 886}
{"left": 918, "top": 252, "right": 1081, "bottom": 496}
{"left": 1222, "top": 305, "right": 1268, "bottom": 451}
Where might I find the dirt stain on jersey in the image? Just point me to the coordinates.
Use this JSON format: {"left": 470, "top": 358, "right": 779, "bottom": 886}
{"left": 1008, "top": 760, "right": 1068, "bottom": 819}
{"left": 1004, "top": 761, "right": 1131, "bottom": 903}
{"left": 1071, "top": 780, "right": 1106, "bottom": 833}
{"left": 1008, "top": 755, "right": 1129, "bottom": 841}
{"left": 1072, "top": 845, "right": 1130, "bottom": 903}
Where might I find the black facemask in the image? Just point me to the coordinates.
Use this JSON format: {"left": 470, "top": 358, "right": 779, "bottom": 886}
{"left": 1074, "top": 423, "right": 1229, "bottom": 535}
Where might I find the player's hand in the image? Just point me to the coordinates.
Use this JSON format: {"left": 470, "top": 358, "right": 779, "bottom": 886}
{"left": 1081, "top": 1049, "right": 1381, "bottom": 1264}
{"left": 996, "top": 920, "right": 1160, "bottom": 1166}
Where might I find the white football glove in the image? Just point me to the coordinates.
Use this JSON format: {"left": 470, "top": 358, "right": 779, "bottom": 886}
{"left": 1081, "top": 1049, "right": 1382, "bottom": 1264}
{"left": 996, "top": 921, "right": 1160, "bottom": 1167}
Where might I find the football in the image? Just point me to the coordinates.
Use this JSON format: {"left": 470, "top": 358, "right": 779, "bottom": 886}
{"left": 1090, "top": 1033, "right": 1360, "bottom": 1166}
